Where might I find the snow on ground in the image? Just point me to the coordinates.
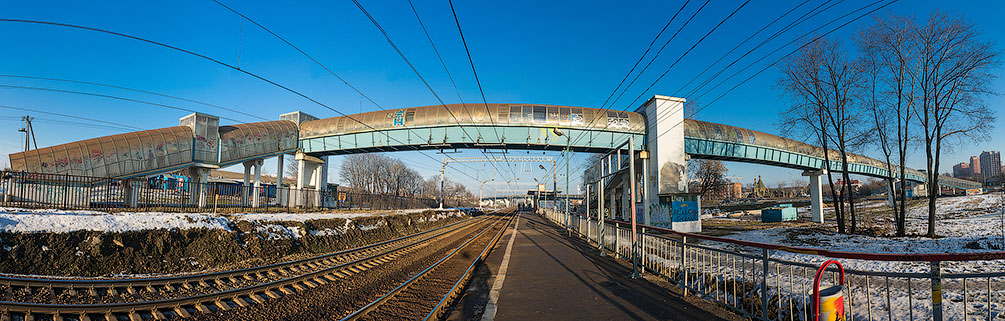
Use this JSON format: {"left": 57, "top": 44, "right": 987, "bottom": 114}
{"left": 0, "top": 208, "right": 234, "bottom": 233}
{"left": 0, "top": 207, "right": 460, "bottom": 234}
{"left": 709, "top": 193, "right": 1005, "bottom": 273}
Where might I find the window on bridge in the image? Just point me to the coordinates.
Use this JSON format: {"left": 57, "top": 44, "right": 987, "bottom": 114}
{"left": 533, "top": 106, "right": 546, "bottom": 123}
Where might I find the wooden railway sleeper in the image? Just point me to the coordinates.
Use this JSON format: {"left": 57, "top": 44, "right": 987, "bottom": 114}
{"left": 232, "top": 295, "right": 250, "bottom": 307}
{"left": 150, "top": 309, "right": 167, "bottom": 320}
{"left": 194, "top": 303, "right": 212, "bottom": 314}
{"left": 173, "top": 305, "right": 191, "bottom": 318}
{"left": 214, "top": 299, "right": 230, "bottom": 311}
{"left": 264, "top": 289, "right": 281, "bottom": 299}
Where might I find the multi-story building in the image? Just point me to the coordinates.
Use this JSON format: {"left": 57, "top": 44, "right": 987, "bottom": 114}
{"left": 971, "top": 156, "right": 982, "bottom": 177}
{"left": 953, "top": 162, "right": 971, "bottom": 178}
{"left": 980, "top": 151, "right": 1001, "bottom": 183}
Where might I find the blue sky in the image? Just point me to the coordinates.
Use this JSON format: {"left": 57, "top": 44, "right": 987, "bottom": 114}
{"left": 0, "top": 0, "right": 1002, "bottom": 195}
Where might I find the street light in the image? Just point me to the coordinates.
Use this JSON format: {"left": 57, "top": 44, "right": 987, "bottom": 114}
{"left": 553, "top": 128, "right": 570, "bottom": 235}
{"left": 478, "top": 178, "right": 494, "bottom": 209}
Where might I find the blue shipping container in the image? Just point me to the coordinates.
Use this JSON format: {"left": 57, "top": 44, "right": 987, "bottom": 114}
{"left": 762, "top": 207, "right": 797, "bottom": 222}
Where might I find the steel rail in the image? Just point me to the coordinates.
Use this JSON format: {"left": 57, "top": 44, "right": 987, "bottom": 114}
{"left": 0, "top": 216, "right": 493, "bottom": 320}
{"left": 341, "top": 214, "right": 513, "bottom": 321}
{"left": 0, "top": 214, "right": 474, "bottom": 294}
{"left": 424, "top": 213, "right": 513, "bottom": 320}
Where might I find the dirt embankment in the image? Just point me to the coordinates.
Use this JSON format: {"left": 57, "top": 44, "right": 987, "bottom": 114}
{"left": 0, "top": 210, "right": 467, "bottom": 277}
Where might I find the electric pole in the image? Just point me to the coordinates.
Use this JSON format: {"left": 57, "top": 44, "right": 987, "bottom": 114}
{"left": 20, "top": 115, "right": 37, "bottom": 152}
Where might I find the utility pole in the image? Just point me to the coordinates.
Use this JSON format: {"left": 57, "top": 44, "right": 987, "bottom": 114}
{"left": 19, "top": 115, "right": 37, "bottom": 152}
{"left": 440, "top": 155, "right": 446, "bottom": 209}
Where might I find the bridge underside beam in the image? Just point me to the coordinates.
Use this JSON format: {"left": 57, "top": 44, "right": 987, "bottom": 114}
{"left": 299, "top": 126, "right": 645, "bottom": 156}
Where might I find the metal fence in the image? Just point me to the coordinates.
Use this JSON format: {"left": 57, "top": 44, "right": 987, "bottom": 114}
{"left": 0, "top": 171, "right": 462, "bottom": 211}
{"left": 542, "top": 209, "right": 1005, "bottom": 321}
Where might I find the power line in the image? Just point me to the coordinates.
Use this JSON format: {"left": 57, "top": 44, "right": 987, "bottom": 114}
{"left": 617, "top": 0, "right": 751, "bottom": 111}
{"left": 681, "top": 0, "right": 844, "bottom": 101}
{"left": 211, "top": 0, "right": 482, "bottom": 174}
{"left": 446, "top": 0, "right": 521, "bottom": 187}
{"left": 597, "top": 0, "right": 691, "bottom": 111}
{"left": 605, "top": 0, "right": 713, "bottom": 110}
{"left": 0, "top": 104, "right": 144, "bottom": 130}
{"left": 652, "top": 0, "right": 898, "bottom": 145}
{"left": 0, "top": 74, "right": 269, "bottom": 121}
{"left": 546, "top": 0, "right": 749, "bottom": 181}
{"left": 0, "top": 19, "right": 486, "bottom": 182}
{"left": 349, "top": 0, "right": 516, "bottom": 185}
{"left": 406, "top": 0, "right": 514, "bottom": 190}
{"left": 0, "top": 84, "right": 246, "bottom": 123}
{"left": 669, "top": 0, "right": 810, "bottom": 99}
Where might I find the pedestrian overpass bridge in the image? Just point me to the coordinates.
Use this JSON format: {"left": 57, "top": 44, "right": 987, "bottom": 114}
{"left": 8, "top": 95, "right": 980, "bottom": 227}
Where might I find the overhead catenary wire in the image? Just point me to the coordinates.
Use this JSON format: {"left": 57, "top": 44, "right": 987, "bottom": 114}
{"left": 0, "top": 19, "right": 485, "bottom": 182}
{"left": 652, "top": 0, "right": 899, "bottom": 145}
{"left": 0, "top": 84, "right": 246, "bottom": 123}
{"left": 211, "top": 0, "right": 483, "bottom": 175}
{"left": 545, "top": 0, "right": 750, "bottom": 182}
{"left": 404, "top": 0, "right": 514, "bottom": 189}
{"left": 562, "top": 0, "right": 892, "bottom": 181}
{"left": 349, "top": 0, "right": 517, "bottom": 184}
{"left": 680, "top": 0, "right": 844, "bottom": 102}
{"left": 0, "top": 105, "right": 144, "bottom": 130}
{"left": 446, "top": 0, "right": 522, "bottom": 188}
{"left": 0, "top": 74, "right": 270, "bottom": 121}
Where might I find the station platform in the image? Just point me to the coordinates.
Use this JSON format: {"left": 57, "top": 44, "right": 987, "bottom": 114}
{"left": 447, "top": 211, "right": 741, "bottom": 321}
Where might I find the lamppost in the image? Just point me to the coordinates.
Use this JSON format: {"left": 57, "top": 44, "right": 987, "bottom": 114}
{"left": 478, "top": 178, "right": 493, "bottom": 209}
{"left": 553, "top": 128, "right": 570, "bottom": 234}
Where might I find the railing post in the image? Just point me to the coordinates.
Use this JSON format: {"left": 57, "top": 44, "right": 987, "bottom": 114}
{"left": 931, "top": 261, "right": 943, "bottom": 321}
{"left": 615, "top": 222, "right": 621, "bottom": 257}
{"left": 761, "top": 248, "right": 769, "bottom": 321}
{"left": 680, "top": 236, "right": 687, "bottom": 296}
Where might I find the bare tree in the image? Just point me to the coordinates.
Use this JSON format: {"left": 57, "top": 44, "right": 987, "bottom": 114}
{"left": 779, "top": 38, "right": 871, "bottom": 234}
{"left": 907, "top": 13, "right": 999, "bottom": 237}
{"left": 284, "top": 155, "right": 298, "bottom": 182}
{"left": 340, "top": 154, "right": 425, "bottom": 198}
{"left": 857, "top": 14, "right": 919, "bottom": 236}
{"left": 687, "top": 159, "right": 729, "bottom": 198}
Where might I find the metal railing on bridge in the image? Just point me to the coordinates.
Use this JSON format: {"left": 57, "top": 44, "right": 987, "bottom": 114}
{"left": 542, "top": 209, "right": 1005, "bottom": 321}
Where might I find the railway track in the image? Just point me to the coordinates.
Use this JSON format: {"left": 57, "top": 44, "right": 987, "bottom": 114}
{"left": 343, "top": 212, "right": 513, "bottom": 321}
{"left": 0, "top": 214, "right": 497, "bottom": 321}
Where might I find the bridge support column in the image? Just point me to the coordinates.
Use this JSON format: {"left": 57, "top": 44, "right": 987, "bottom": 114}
{"left": 294, "top": 152, "right": 325, "bottom": 208}
{"left": 188, "top": 167, "right": 209, "bottom": 208}
{"left": 123, "top": 179, "right": 140, "bottom": 208}
{"left": 243, "top": 159, "right": 263, "bottom": 208}
{"left": 641, "top": 95, "right": 696, "bottom": 232}
{"left": 242, "top": 163, "right": 251, "bottom": 207}
{"left": 276, "top": 155, "right": 285, "bottom": 207}
{"left": 802, "top": 170, "right": 825, "bottom": 223}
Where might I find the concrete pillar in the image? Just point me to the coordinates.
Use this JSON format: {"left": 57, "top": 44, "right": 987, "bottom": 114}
{"left": 802, "top": 170, "right": 825, "bottom": 223}
{"left": 296, "top": 157, "right": 306, "bottom": 207}
{"left": 188, "top": 167, "right": 209, "bottom": 208}
{"left": 294, "top": 152, "right": 325, "bottom": 208}
{"left": 242, "top": 163, "right": 251, "bottom": 206}
{"left": 312, "top": 162, "right": 322, "bottom": 208}
{"left": 252, "top": 160, "right": 262, "bottom": 208}
{"left": 123, "top": 179, "right": 139, "bottom": 208}
{"left": 641, "top": 154, "right": 650, "bottom": 225}
{"left": 276, "top": 154, "right": 285, "bottom": 207}
{"left": 622, "top": 174, "right": 631, "bottom": 221}
{"left": 642, "top": 96, "right": 687, "bottom": 202}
